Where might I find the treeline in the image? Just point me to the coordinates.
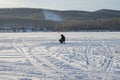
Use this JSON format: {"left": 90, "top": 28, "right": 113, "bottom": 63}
{"left": 0, "top": 8, "right": 120, "bottom": 32}
{"left": 0, "top": 18, "right": 120, "bottom": 32}
{"left": 52, "top": 18, "right": 120, "bottom": 31}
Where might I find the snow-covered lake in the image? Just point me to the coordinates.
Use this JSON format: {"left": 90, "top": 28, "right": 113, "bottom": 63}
{"left": 0, "top": 32, "right": 120, "bottom": 80}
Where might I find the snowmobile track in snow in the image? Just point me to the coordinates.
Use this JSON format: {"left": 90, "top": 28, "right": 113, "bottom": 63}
{"left": 0, "top": 33, "right": 119, "bottom": 80}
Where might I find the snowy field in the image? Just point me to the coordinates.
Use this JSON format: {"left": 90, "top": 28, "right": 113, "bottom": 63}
{"left": 43, "top": 10, "right": 63, "bottom": 21}
{"left": 0, "top": 32, "right": 120, "bottom": 80}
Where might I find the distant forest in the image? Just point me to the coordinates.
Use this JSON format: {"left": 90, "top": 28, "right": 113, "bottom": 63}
{"left": 46, "top": 18, "right": 120, "bottom": 31}
{"left": 0, "top": 8, "right": 120, "bottom": 32}
{"left": 0, "top": 18, "right": 119, "bottom": 32}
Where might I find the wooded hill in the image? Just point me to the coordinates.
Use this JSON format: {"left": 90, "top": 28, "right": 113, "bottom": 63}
{"left": 0, "top": 8, "right": 120, "bottom": 32}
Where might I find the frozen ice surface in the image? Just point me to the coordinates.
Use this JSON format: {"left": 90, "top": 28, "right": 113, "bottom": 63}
{"left": 0, "top": 32, "right": 119, "bottom": 80}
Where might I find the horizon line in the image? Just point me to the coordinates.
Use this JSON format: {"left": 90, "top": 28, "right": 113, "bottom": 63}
{"left": 0, "top": 7, "right": 119, "bottom": 12}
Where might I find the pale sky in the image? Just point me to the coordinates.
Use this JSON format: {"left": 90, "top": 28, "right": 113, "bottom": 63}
{"left": 0, "top": 0, "right": 120, "bottom": 11}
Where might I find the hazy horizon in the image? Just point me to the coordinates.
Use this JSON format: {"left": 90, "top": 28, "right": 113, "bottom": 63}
{"left": 0, "top": 0, "right": 120, "bottom": 11}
